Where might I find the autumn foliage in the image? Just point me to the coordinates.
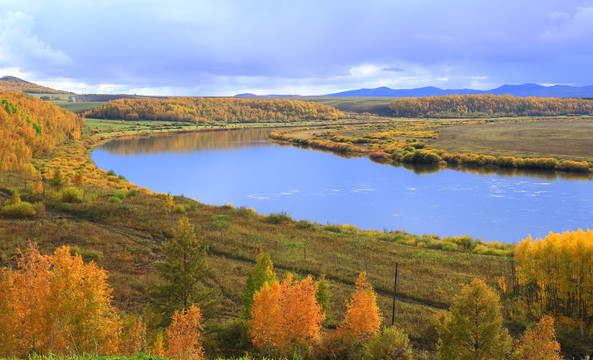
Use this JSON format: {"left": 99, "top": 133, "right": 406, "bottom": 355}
{"left": 86, "top": 97, "right": 344, "bottom": 123}
{"left": 339, "top": 272, "right": 382, "bottom": 341}
{"left": 166, "top": 305, "right": 205, "bottom": 360}
{"left": 0, "top": 243, "right": 120, "bottom": 357}
{"left": 514, "top": 229, "right": 593, "bottom": 324}
{"left": 249, "top": 274, "right": 324, "bottom": 355}
{"left": 0, "top": 92, "right": 82, "bottom": 171}
{"left": 514, "top": 315, "right": 562, "bottom": 360}
{"left": 389, "top": 94, "right": 593, "bottom": 118}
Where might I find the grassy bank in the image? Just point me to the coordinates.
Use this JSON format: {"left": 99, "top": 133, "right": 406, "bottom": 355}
{"left": 269, "top": 117, "right": 593, "bottom": 175}
{"left": 0, "top": 119, "right": 515, "bottom": 357}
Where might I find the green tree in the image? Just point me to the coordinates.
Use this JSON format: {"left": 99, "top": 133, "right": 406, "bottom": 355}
{"left": 364, "top": 325, "right": 413, "bottom": 360}
{"left": 316, "top": 275, "right": 331, "bottom": 324}
{"left": 436, "top": 278, "right": 512, "bottom": 360}
{"left": 155, "top": 217, "right": 214, "bottom": 319}
{"left": 49, "top": 168, "right": 65, "bottom": 191}
{"left": 240, "top": 252, "right": 276, "bottom": 318}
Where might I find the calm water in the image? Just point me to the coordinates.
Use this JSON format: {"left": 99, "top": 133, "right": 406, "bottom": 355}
{"left": 92, "top": 128, "right": 593, "bottom": 243}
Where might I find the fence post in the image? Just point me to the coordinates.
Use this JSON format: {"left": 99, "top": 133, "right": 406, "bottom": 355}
{"left": 105, "top": 195, "right": 108, "bottom": 206}
{"left": 83, "top": 191, "right": 86, "bottom": 203}
{"left": 275, "top": 241, "right": 278, "bottom": 251}
{"left": 220, "top": 226, "right": 223, "bottom": 242}
{"left": 392, "top": 263, "right": 398, "bottom": 326}
{"left": 365, "top": 262, "right": 368, "bottom": 274}
{"left": 125, "top": 197, "right": 128, "bottom": 209}
{"left": 194, "top": 218, "right": 198, "bottom": 235}
{"left": 431, "top": 278, "right": 435, "bottom": 295}
{"left": 24, "top": 180, "right": 27, "bottom": 190}
{"left": 304, "top": 246, "right": 307, "bottom": 261}
{"left": 148, "top": 207, "right": 151, "bottom": 219}
{"left": 246, "top": 234, "right": 249, "bottom": 247}
{"left": 334, "top": 254, "right": 337, "bottom": 268}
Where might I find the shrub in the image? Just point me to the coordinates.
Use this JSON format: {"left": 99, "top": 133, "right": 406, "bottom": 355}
{"left": 296, "top": 219, "right": 313, "bottom": 229}
{"left": 1, "top": 202, "right": 36, "bottom": 218}
{"left": 263, "top": 213, "right": 293, "bottom": 224}
{"left": 212, "top": 214, "right": 231, "bottom": 228}
{"left": 108, "top": 196, "right": 122, "bottom": 203}
{"left": 364, "top": 325, "right": 413, "bottom": 360}
{"left": 113, "top": 190, "right": 127, "bottom": 199}
{"left": 127, "top": 189, "right": 139, "bottom": 197}
{"left": 61, "top": 187, "right": 83, "bottom": 203}
{"left": 173, "top": 204, "right": 186, "bottom": 214}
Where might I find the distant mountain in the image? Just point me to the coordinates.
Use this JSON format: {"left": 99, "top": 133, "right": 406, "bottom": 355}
{"left": 0, "top": 76, "right": 72, "bottom": 94}
{"left": 323, "top": 84, "right": 593, "bottom": 98}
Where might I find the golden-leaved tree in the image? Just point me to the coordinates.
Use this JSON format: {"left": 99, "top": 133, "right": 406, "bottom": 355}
{"left": 166, "top": 305, "right": 204, "bottom": 360}
{"left": 339, "top": 272, "right": 382, "bottom": 341}
{"left": 436, "top": 278, "right": 512, "bottom": 360}
{"left": 514, "top": 315, "right": 562, "bottom": 360}
{"left": 0, "top": 243, "right": 120, "bottom": 357}
{"left": 249, "top": 274, "right": 324, "bottom": 356}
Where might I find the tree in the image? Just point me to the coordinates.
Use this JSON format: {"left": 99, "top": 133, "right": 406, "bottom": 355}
{"left": 0, "top": 243, "right": 120, "bottom": 357}
{"left": 514, "top": 316, "right": 562, "bottom": 360}
{"left": 166, "top": 305, "right": 204, "bottom": 360}
{"left": 339, "top": 272, "right": 382, "bottom": 341}
{"left": 155, "top": 217, "right": 213, "bottom": 318}
{"left": 49, "top": 168, "right": 65, "bottom": 191}
{"left": 249, "top": 274, "right": 324, "bottom": 356}
{"left": 436, "top": 278, "right": 512, "bottom": 360}
{"left": 240, "top": 251, "right": 276, "bottom": 318}
{"left": 316, "top": 275, "right": 331, "bottom": 324}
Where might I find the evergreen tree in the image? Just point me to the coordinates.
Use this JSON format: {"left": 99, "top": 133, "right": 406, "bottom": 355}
{"left": 240, "top": 251, "right": 276, "bottom": 319}
{"left": 436, "top": 278, "right": 512, "bottom": 360}
{"left": 155, "top": 217, "right": 214, "bottom": 320}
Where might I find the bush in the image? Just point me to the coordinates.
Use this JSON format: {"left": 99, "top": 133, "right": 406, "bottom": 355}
{"left": 127, "top": 189, "right": 139, "bottom": 197}
{"left": 296, "top": 219, "right": 314, "bottom": 229}
{"left": 113, "top": 190, "right": 127, "bottom": 199}
{"left": 173, "top": 204, "right": 186, "bottom": 214}
{"left": 263, "top": 213, "right": 293, "bottom": 224}
{"left": 1, "top": 202, "right": 36, "bottom": 218}
{"left": 212, "top": 214, "right": 231, "bottom": 228}
{"left": 108, "top": 196, "right": 122, "bottom": 203}
{"left": 61, "top": 187, "right": 83, "bottom": 203}
{"left": 364, "top": 325, "right": 413, "bottom": 360}
{"left": 313, "top": 330, "right": 361, "bottom": 360}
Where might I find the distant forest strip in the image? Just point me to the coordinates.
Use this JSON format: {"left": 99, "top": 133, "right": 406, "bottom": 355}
{"left": 0, "top": 92, "right": 83, "bottom": 172}
{"left": 388, "top": 94, "right": 593, "bottom": 118}
{"left": 85, "top": 97, "right": 345, "bottom": 123}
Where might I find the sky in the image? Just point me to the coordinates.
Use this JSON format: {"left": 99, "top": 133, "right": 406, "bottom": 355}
{"left": 1, "top": 0, "right": 593, "bottom": 96}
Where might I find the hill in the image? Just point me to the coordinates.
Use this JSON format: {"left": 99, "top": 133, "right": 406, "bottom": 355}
{"left": 0, "top": 76, "right": 71, "bottom": 94}
{"left": 323, "top": 83, "right": 593, "bottom": 98}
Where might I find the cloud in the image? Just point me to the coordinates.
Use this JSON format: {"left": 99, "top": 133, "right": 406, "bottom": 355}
{"left": 0, "top": 11, "right": 71, "bottom": 70}
{"left": 541, "top": 7, "right": 593, "bottom": 44}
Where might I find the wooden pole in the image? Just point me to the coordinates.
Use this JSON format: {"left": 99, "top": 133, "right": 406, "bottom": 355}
{"left": 304, "top": 246, "right": 307, "bottom": 261}
{"left": 246, "top": 234, "right": 249, "bottom": 247}
{"left": 334, "top": 253, "right": 338, "bottom": 268}
{"left": 392, "top": 263, "right": 398, "bottom": 326}
{"left": 220, "top": 226, "right": 223, "bottom": 242}
{"left": 275, "top": 241, "right": 278, "bottom": 251}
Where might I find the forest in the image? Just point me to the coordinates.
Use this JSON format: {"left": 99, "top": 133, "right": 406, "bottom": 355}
{"left": 388, "top": 94, "right": 593, "bottom": 118}
{"left": 0, "top": 92, "right": 592, "bottom": 359}
{"left": 0, "top": 92, "right": 83, "bottom": 172}
{"left": 85, "top": 98, "right": 345, "bottom": 124}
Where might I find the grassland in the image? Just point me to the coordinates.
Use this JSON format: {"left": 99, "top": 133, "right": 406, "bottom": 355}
{"left": 0, "top": 118, "right": 516, "bottom": 357}
{"left": 433, "top": 118, "right": 593, "bottom": 161}
{"left": 302, "top": 97, "right": 395, "bottom": 116}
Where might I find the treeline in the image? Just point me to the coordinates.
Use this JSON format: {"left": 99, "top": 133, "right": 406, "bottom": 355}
{"left": 388, "top": 94, "right": 593, "bottom": 118}
{"left": 513, "top": 230, "right": 593, "bottom": 339}
{"left": 0, "top": 92, "right": 83, "bottom": 172}
{"left": 85, "top": 98, "right": 344, "bottom": 123}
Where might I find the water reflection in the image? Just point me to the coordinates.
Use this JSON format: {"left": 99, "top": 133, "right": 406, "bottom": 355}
{"left": 101, "top": 128, "right": 275, "bottom": 154}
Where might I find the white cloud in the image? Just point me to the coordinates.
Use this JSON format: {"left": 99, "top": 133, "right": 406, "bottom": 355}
{"left": 541, "top": 7, "right": 593, "bottom": 43}
{"left": 0, "top": 11, "right": 71, "bottom": 70}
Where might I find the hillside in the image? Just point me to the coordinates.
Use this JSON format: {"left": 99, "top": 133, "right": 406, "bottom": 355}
{"left": 0, "top": 92, "right": 83, "bottom": 172}
{"left": 0, "top": 76, "right": 71, "bottom": 94}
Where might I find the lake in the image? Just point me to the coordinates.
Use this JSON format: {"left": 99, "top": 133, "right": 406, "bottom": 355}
{"left": 92, "top": 128, "right": 593, "bottom": 243}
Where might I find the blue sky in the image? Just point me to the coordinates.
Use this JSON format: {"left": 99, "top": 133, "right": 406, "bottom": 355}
{"left": 1, "top": 0, "right": 592, "bottom": 95}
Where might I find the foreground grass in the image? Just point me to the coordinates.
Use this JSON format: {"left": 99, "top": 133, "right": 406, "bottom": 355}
{"left": 0, "top": 120, "right": 514, "bottom": 357}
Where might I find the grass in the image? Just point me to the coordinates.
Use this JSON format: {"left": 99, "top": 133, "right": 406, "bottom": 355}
{"left": 55, "top": 101, "right": 107, "bottom": 113}
{"left": 302, "top": 97, "right": 396, "bottom": 116}
{"left": 432, "top": 118, "right": 593, "bottom": 161}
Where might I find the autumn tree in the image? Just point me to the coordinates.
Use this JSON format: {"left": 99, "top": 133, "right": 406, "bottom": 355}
{"left": 240, "top": 251, "right": 276, "bottom": 318}
{"left": 436, "top": 278, "right": 512, "bottom": 360}
{"left": 339, "top": 272, "right": 382, "bottom": 341}
{"left": 119, "top": 313, "right": 146, "bottom": 356}
{"left": 166, "top": 305, "right": 205, "bottom": 360}
{"left": 49, "top": 168, "right": 65, "bottom": 191}
{"left": 364, "top": 325, "right": 413, "bottom": 360}
{"left": 154, "top": 217, "right": 214, "bottom": 319}
{"left": 0, "top": 243, "right": 120, "bottom": 357}
{"left": 249, "top": 274, "right": 324, "bottom": 356}
{"left": 514, "top": 316, "right": 562, "bottom": 360}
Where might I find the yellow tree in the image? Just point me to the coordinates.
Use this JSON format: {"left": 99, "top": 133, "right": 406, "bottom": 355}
{"left": 166, "top": 305, "right": 205, "bottom": 360}
{"left": 436, "top": 278, "right": 512, "bottom": 360}
{"left": 249, "top": 274, "right": 324, "bottom": 356}
{"left": 514, "top": 316, "right": 562, "bottom": 360}
{"left": 340, "top": 272, "right": 382, "bottom": 341}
